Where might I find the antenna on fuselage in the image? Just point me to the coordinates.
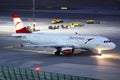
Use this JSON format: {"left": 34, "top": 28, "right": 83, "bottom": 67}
{"left": 75, "top": 32, "right": 81, "bottom": 35}
{"left": 75, "top": 32, "right": 78, "bottom": 34}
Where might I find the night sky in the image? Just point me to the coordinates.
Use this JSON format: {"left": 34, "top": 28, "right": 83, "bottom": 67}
{"left": 0, "top": 0, "right": 120, "bottom": 9}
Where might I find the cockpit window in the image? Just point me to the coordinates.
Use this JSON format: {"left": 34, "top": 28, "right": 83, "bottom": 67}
{"left": 104, "top": 40, "right": 111, "bottom": 43}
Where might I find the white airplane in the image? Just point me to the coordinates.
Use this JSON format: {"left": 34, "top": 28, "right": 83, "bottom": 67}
{"left": 11, "top": 14, "right": 116, "bottom": 56}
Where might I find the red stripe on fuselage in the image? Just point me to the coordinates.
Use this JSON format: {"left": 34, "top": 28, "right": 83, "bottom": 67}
{"left": 85, "top": 38, "right": 94, "bottom": 44}
{"left": 16, "top": 27, "right": 31, "bottom": 33}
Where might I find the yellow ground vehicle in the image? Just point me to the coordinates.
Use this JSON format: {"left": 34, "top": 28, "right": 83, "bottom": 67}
{"left": 86, "top": 20, "right": 100, "bottom": 24}
{"left": 51, "top": 19, "right": 63, "bottom": 24}
{"left": 69, "top": 22, "right": 84, "bottom": 27}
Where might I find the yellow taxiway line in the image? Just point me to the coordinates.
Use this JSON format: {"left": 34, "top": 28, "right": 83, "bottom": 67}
{"left": 3, "top": 46, "right": 13, "bottom": 49}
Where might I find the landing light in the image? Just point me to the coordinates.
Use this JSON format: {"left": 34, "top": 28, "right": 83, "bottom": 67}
{"left": 98, "top": 49, "right": 102, "bottom": 53}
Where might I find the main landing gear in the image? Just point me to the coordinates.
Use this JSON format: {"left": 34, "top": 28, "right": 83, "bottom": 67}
{"left": 55, "top": 51, "right": 60, "bottom": 56}
{"left": 54, "top": 47, "right": 61, "bottom": 56}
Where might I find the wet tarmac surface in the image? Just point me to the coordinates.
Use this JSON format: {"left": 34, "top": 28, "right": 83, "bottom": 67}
{"left": 0, "top": 10, "right": 120, "bottom": 80}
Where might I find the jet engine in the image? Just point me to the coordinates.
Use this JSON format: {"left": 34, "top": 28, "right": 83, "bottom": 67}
{"left": 61, "top": 47, "right": 73, "bottom": 55}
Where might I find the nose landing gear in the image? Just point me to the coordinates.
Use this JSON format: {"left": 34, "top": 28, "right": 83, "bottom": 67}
{"left": 93, "top": 49, "right": 102, "bottom": 56}
{"left": 97, "top": 49, "right": 102, "bottom": 56}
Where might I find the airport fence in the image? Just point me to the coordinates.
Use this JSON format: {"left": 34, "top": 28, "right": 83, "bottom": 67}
{"left": 0, "top": 66, "right": 99, "bottom": 80}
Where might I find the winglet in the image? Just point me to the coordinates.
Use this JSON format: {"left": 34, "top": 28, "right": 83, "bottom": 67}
{"left": 12, "top": 13, "right": 31, "bottom": 33}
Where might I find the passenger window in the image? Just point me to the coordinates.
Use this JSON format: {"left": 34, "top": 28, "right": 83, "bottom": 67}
{"left": 15, "top": 36, "right": 22, "bottom": 38}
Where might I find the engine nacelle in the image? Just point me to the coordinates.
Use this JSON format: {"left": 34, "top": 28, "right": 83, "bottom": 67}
{"left": 61, "top": 47, "right": 73, "bottom": 55}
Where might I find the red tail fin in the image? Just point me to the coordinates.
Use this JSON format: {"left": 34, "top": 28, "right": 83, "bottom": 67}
{"left": 12, "top": 14, "right": 31, "bottom": 33}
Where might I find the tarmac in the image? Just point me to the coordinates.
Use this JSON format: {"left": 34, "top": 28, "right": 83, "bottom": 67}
{"left": 0, "top": 10, "right": 120, "bottom": 80}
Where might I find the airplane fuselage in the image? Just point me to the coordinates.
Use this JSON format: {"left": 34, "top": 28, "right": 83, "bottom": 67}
{"left": 11, "top": 33, "right": 116, "bottom": 51}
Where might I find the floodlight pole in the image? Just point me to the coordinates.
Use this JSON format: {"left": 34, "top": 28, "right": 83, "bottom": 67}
{"left": 32, "top": 0, "right": 36, "bottom": 31}
{"left": 33, "top": 0, "right": 35, "bottom": 22}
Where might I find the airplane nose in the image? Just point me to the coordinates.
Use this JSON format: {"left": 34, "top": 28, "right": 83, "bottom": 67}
{"left": 110, "top": 43, "right": 116, "bottom": 49}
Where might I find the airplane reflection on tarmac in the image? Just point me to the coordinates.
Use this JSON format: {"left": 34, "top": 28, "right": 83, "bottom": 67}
{"left": 91, "top": 54, "right": 120, "bottom": 60}
{"left": 91, "top": 53, "right": 120, "bottom": 59}
{"left": 4, "top": 45, "right": 120, "bottom": 60}
{"left": 91, "top": 53, "right": 120, "bottom": 67}
{"left": 91, "top": 54, "right": 120, "bottom": 59}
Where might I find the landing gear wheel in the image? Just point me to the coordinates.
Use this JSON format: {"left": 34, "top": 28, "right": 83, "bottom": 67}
{"left": 55, "top": 51, "right": 60, "bottom": 56}
{"left": 71, "top": 49, "right": 74, "bottom": 55}
{"left": 98, "top": 53, "right": 102, "bottom": 56}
